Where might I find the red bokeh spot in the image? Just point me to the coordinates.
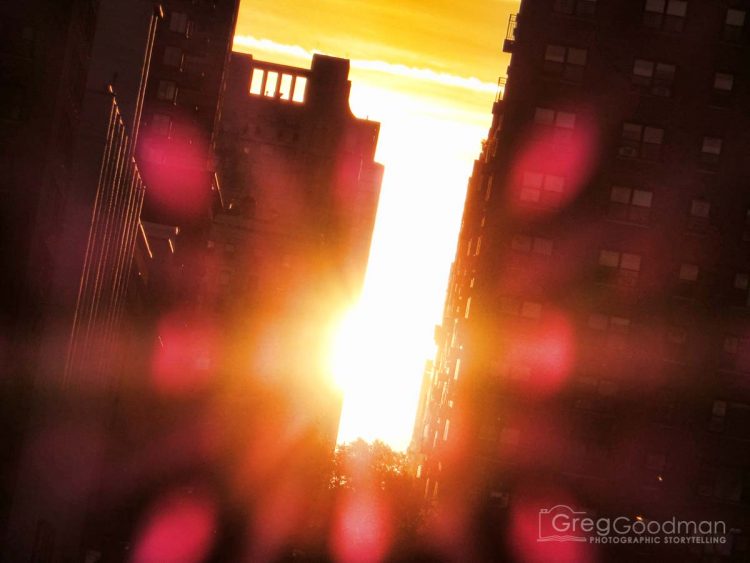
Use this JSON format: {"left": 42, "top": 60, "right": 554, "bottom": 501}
{"left": 506, "top": 311, "right": 576, "bottom": 396}
{"left": 139, "top": 120, "right": 212, "bottom": 222}
{"left": 132, "top": 489, "right": 217, "bottom": 563}
{"left": 508, "top": 115, "right": 599, "bottom": 218}
{"left": 330, "top": 490, "right": 393, "bottom": 563}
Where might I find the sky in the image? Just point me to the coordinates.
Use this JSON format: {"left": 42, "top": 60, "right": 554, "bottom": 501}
{"left": 235, "top": 1, "right": 517, "bottom": 450}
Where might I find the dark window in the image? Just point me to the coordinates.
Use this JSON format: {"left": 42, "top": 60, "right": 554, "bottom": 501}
{"left": 619, "top": 122, "right": 664, "bottom": 160}
{"left": 608, "top": 186, "right": 653, "bottom": 224}
{"left": 163, "top": 46, "right": 183, "bottom": 68}
{"left": 643, "top": 0, "right": 687, "bottom": 32}
{"left": 700, "top": 136, "right": 722, "bottom": 166}
{"left": 554, "top": 0, "right": 597, "bottom": 16}
{"left": 534, "top": 107, "right": 576, "bottom": 142}
{"left": 169, "top": 11, "right": 189, "bottom": 34}
{"left": 544, "top": 45, "right": 588, "bottom": 81}
{"left": 156, "top": 80, "right": 177, "bottom": 102}
{"left": 724, "top": 8, "right": 746, "bottom": 42}
{"left": 632, "top": 58, "right": 676, "bottom": 96}
{"left": 688, "top": 199, "right": 710, "bottom": 231}
{"left": 151, "top": 114, "right": 171, "bottom": 136}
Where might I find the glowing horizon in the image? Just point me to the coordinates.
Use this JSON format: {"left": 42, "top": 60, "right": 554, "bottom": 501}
{"left": 235, "top": 1, "right": 516, "bottom": 450}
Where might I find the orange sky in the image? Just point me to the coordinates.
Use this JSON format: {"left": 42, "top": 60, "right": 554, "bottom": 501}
{"left": 235, "top": 1, "right": 517, "bottom": 450}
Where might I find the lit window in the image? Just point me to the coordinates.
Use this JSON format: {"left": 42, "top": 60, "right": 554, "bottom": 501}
{"left": 544, "top": 45, "right": 588, "bottom": 81}
{"left": 279, "top": 74, "right": 294, "bottom": 101}
{"left": 679, "top": 263, "right": 699, "bottom": 281}
{"left": 644, "top": 0, "right": 688, "bottom": 32}
{"left": 292, "top": 76, "right": 307, "bottom": 103}
{"left": 163, "top": 46, "right": 183, "bottom": 68}
{"left": 156, "top": 80, "right": 177, "bottom": 102}
{"left": 250, "top": 69, "right": 264, "bottom": 95}
{"left": 724, "top": 8, "right": 746, "bottom": 41}
{"left": 619, "top": 122, "right": 664, "bottom": 159}
{"left": 264, "top": 72, "right": 279, "bottom": 97}
{"left": 700, "top": 136, "right": 723, "bottom": 164}
{"left": 169, "top": 12, "right": 189, "bottom": 34}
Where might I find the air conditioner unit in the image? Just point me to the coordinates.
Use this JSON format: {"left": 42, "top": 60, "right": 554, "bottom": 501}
{"left": 618, "top": 145, "right": 638, "bottom": 158}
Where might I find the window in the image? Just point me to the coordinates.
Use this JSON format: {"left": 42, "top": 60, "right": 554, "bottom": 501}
{"left": 151, "top": 113, "right": 171, "bottom": 136}
{"left": 511, "top": 234, "right": 554, "bottom": 256}
{"left": 619, "top": 122, "right": 664, "bottom": 160}
{"left": 169, "top": 11, "right": 189, "bottom": 34}
{"left": 519, "top": 171, "right": 566, "bottom": 206}
{"left": 688, "top": 199, "right": 710, "bottom": 231}
{"left": 724, "top": 8, "right": 746, "bottom": 42}
{"left": 553, "top": 0, "right": 597, "bottom": 16}
{"left": 712, "top": 72, "right": 735, "bottom": 106}
{"left": 678, "top": 263, "right": 699, "bottom": 282}
{"left": 588, "top": 313, "right": 631, "bottom": 332}
{"left": 156, "top": 80, "right": 177, "bottom": 102}
{"left": 249, "top": 69, "right": 264, "bottom": 95}
{"left": 632, "top": 59, "right": 676, "bottom": 96}
{"left": 714, "top": 72, "right": 734, "bottom": 92}
{"left": 700, "top": 136, "right": 723, "bottom": 165}
{"left": 292, "top": 76, "right": 307, "bottom": 103}
{"left": 544, "top": 45, "right": 588, "bottom": 81}
{"left": 163, "top": 46, "right": 183, "bottom": 68}
{"left": 608, "top": 186, "right": 653, "bottom": 223}
{"left": 598, "top": 249, "right": 641, "bottom": 286}
{"left": 643, "top": 0, "right": 688, "bottom": 32}
{"left": 534, "top": 107, "right": 576, "bottom": 141}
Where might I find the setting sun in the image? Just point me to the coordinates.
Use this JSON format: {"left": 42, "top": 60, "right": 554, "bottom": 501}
{"left": 235, "top": 1, "right": 516, "bottom": 450}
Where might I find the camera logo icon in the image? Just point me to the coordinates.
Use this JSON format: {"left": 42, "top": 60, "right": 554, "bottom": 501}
{"left": 538, "top": 505, "right": 589, "bottom": 542}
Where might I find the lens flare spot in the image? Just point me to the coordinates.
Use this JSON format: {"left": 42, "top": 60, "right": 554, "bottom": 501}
{"left": 132, "top": 490, "right": 217, "bottom": 563}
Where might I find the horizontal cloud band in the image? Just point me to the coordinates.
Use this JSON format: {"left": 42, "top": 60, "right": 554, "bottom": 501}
{"left": 233, "top": 35, "right": 497, "bottom": 94}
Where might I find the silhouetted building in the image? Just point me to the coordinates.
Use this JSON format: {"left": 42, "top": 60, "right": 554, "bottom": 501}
{"left": 1, "top": 1, "right": 162, "bottom": 559}
{"left": 137, "top": 0, "right": 240, "bottom": 225}
{"left": 189, "top": 54, "right": 383, "bottom": 528}
{"left": 416, "top": 1, "right": 750, "bottom": 560}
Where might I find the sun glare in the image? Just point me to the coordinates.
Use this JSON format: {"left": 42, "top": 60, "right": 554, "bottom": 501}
{"left": 233, "top": 11, "right": 509, "bottom": 450}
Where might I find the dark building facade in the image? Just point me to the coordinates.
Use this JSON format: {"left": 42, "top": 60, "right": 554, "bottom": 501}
{"left": 206, "top": 52, "right": 382, "bottom": 425}
{"left": 416, "top": 1, "right": 750, "bottom": 560}
{"left": 137, "top": 0, "right": 240, "bottom": 225}
{"left": 1, "top": 1, "right": 162, "bottom": 560}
